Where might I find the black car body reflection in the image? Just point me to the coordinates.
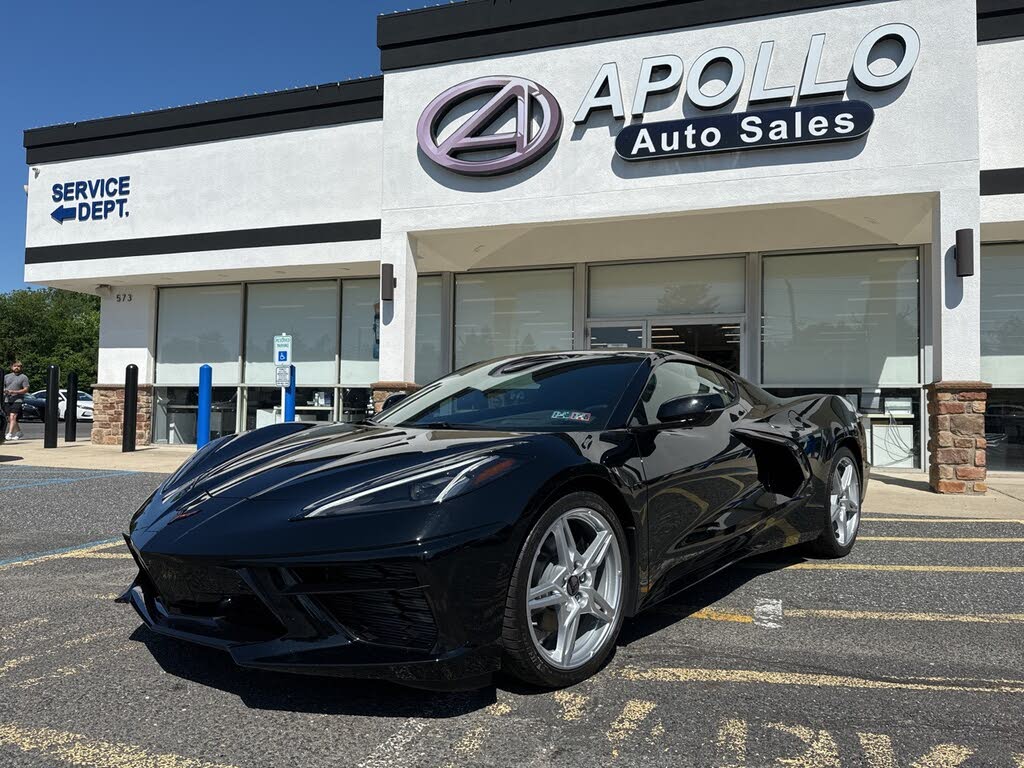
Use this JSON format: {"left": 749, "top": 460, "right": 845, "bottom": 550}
{"left": 120, "top": 351, "right": 867, "bottom": 688}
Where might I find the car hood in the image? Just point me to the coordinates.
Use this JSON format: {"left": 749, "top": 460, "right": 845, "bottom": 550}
{"left": 156, "top": 421, "right": 536, "bottom": 508}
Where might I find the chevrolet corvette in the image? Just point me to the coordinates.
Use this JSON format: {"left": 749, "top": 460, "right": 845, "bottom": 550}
{"left": 120, "top": 350, "right": 867, "bottom": 689}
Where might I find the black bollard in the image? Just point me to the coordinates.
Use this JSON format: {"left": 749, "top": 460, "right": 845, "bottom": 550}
{"left": 44, "top": 365, "right": 60, "bottom": 448}
{"left": 122, "top": 364, "right": 138, "bottom": 453}
{"left": 65, "top": 372, "right": 78, "bottom": 443}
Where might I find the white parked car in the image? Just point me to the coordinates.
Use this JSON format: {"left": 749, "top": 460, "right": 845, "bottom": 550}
{"left": 29, "top": 389, "right": 94, "bottom": 421}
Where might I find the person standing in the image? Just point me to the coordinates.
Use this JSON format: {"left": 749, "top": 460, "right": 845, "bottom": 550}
{"left": 4, "top": 361, "right": 29, "bottom": 441}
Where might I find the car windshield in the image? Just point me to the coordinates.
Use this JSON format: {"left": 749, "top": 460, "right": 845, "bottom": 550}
{"left": 374, "top": 355, "right": 645, "bottom": 431}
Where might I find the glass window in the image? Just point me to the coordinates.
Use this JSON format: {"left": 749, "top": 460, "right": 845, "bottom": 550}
{"left": 153, "top": 386, "right": 237, "bottom": 444}
{"left": 156, "top": 286, "right": 242, "bottom": 384}
{"left": 981, "top": 243, "right": 1024, "bottom": 387}
{"left": 245, "top": 281, "right": 339, "bottom": 386}
{"left": 986, "top": 389, "right": 1024, "bottom": 472}
{"left": 634, "top": 362, "right": 736, "bottom": 425}
{"left": 340, "top": 278, "right": 380, "bottom": 387}
{"left": 589, "top": 258, "right": 744, "bottom": 318}
{"left": 244, "top": 386, "right": 334, "bottom": 431}
{"left": 762, "top": 249, "right": 919, "bottom": 387}
{"left": 416, "top": 276, "right": 446, "bottom": 384}
{"left": 376, "top": 355, "right": 645, "bottom": 431}
{"left": 454, "top": 270, "right": 573, "bottom": 369}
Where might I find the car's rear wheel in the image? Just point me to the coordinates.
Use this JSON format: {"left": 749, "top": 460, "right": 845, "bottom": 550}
{"left": 501, "top": 491, "right": 628, "bottom": 688}
{"left": 810, "top": 447, "right": 862, "bottom": 557}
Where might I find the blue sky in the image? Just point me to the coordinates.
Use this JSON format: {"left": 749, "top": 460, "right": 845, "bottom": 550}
{"left": 0, "top": 0, "right": 431, "bottom": 292}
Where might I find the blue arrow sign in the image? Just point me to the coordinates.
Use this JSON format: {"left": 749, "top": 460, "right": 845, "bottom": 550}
{"left": 51, "top": 205, "right": 76, "bottom": 224}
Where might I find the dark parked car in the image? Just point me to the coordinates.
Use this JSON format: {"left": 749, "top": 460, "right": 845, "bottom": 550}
{"left": 16, "top": 395, "right": 46, "bottom": 422}
{"left": 120, "top": 350, "right": 867, "bottom": 689}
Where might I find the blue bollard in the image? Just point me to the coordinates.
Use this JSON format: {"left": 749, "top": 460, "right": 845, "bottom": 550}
{"left": 197, "top": 364, "right": 212, "bottom": 447}
{"left": 284, "top": 365, "right": 296, "bottom": 423}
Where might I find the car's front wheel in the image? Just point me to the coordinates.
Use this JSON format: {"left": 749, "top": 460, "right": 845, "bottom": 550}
{"left": 501, "top": 491, "right": 628, "bottom": 688}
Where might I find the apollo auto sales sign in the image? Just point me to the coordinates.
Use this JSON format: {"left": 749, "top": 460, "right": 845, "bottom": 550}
{"left": 417, "top": 23, "right": 919, "bottom": 175}
{"left": 416, "top": 76, "right": 562, "bottom": 176}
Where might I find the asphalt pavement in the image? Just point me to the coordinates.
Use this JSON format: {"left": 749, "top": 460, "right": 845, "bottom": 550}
{"left": 1, "top": 468, "right": 1022, "bottom": 767}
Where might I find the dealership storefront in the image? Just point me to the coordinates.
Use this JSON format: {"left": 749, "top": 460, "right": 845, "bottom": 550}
{"left": 21, "top": 0, "right": 1024, "bottom": 488}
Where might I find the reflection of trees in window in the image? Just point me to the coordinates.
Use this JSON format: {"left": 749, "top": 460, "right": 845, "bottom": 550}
{"left": 656, "top": 281, "right": 714, "bottom": 315}
{"left": 984, "top": 315, "right": 1024, "bottom": 356}
{"left": 161, "top": 332, "right": 231, "bottom": 364}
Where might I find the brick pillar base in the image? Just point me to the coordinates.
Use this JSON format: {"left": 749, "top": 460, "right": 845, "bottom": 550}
{"left": 926, "top": 381, "right": 990, "bottom": 494}
{"left": 371, "top": 381, "right": 420, "bottom": 413}
{"left": 91, "top": 385, "right": 153, "bottom": 447}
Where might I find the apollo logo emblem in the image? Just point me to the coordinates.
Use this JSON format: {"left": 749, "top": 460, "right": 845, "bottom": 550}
{"left": 416, "top": 76, "right": 562, "bottom": 176}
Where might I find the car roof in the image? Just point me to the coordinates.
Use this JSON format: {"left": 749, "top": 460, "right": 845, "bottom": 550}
{"left": 486, "top": 349, "right": 713, "bottom": 365}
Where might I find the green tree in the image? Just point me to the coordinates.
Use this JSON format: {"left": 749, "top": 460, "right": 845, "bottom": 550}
{"left": 0, "top": 288, "right": 100, "bottom": 390}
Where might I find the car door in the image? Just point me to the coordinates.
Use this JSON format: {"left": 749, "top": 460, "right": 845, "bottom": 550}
{"left": 632, "top": 360, "right": 761, "bottom": 589}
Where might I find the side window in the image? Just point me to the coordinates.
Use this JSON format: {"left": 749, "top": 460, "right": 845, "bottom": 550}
{"left": 633, "top": 362, "right": 736, "bottom": 425}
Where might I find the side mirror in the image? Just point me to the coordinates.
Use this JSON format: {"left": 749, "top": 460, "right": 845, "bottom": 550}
{"left": 381, "top": 392, "right": 410, "bottom": 411}
{"left": 657, "top": 392, "right": 726, "bottom": 423}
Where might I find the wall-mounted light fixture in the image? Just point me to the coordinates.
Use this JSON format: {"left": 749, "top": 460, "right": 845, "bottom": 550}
{"left": 381, "top": 263, "right": 397, "bottom": 301}
{"left": 955, "top": 228, "right": 974, "bottom": 277}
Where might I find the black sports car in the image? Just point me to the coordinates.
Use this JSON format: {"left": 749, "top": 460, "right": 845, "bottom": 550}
{"left": 120, "top": 351, "right": 867, "bottom": 689}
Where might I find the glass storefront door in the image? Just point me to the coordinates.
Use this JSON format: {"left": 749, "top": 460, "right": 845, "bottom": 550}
{"left": 649, "top": 321, "right": 742, "bottom": 373}
{"left": 586, "top": 318, "right": 743, "bottom": 374}
{"left": 588, "top": 321, "right": 645, "bottom": 350}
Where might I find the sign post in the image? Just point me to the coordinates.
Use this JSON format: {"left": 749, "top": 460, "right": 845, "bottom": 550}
{"left": 273, "top": 334, "right": 292, "bottom": 424}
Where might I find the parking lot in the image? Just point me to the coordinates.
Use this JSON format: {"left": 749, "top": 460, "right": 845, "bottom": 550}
{"left": 1, "top": 467, "right": 1022, "bottom": 768}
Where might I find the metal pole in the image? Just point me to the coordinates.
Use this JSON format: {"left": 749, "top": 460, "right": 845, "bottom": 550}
{"left": 196, "top": 364, "right": 212, "bottom": 448}
{"left": 122, "top": 364, "right": 138, "bottom": 453}
{"left": 285, "top": 365, "right": 296, "bottom": 423}
{"left": 64, "top": 372, "right": 78, "bottom": 443}
{"left": 44, "top": 365, "right": 60, "bottom": 449}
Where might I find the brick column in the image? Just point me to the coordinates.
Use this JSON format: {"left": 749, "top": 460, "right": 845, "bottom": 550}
{"left": 926, "top": 381, "right": 990, "bottom": 494}
{"left": 91, "top": 385, "right": 153, "bottom": 446}
{"left": 371, "top": 381, "right": 420, "bottom": 413}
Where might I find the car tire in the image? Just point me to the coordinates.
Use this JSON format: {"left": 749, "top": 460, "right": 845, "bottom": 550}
{"left": 809, "top": 447, "right": 862, "bottom": 558}
{"left": 501, "top": 491, "right": 629, "bottom": 688}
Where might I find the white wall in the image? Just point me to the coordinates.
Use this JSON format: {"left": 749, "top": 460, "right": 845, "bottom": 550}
{"left": 381, "top": 0, "right": 979, "bottom": 234}
{"left": 26, "top": 121, "right": 383, "bottom": 249}
{"left": 978, "top": 38, "right": 1024, "bottom": 233}
{"left": 97, "top": 287, "right": 156, "bottom": 384}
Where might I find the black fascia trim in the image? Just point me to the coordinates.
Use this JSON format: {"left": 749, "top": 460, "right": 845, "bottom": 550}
{"left": 378, "top": 0, "right": 861, "bottom": 71}
{"left": 978, "top": 7, "right": 1024, "bottom": 41}
{"left": 25, "top": 220, "right": 382, "bottom": 265}
{"left": 25, "top": 77, "right": 383, "bottom": 165}
{"left": 980, "top": 168, "right": 1024, "bottom": 196}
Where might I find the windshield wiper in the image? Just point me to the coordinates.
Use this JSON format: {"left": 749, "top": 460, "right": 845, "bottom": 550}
{"left": 402, "top": 421, "right": 475, "bottom": 430}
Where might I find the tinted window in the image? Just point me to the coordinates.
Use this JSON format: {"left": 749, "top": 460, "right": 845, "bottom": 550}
{"left": 634, "top": 362, "right": 736, "bottom": 425}
{"left": 375, "top": 355, "right": 644, "bottom": 431}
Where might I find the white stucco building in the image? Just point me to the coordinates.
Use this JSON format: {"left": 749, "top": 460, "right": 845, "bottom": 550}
{"left": 21, "top": 0, "right": 1024, "bottom": 486}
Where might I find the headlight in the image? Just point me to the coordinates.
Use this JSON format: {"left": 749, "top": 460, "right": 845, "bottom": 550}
{"left": 300, "top": 455, "right": 521, "bottom": 519}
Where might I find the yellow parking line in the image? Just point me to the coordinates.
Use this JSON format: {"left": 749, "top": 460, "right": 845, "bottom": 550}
{"left": 553, "top": 690, "right": 589, "bottom": 721}
{"left": 0, "top": 723, "right": 239, "bottom": 768}
{"left": 862, "top": 517, "right": 1024, "bottom": 524}
{"left": 0, "top": 541, "right": 123, "bottom": 572}
{"left": 0, "top": 618, "right": 48, "bottom": 641}
{"left": 679, "top": 605, "right": 1024, "bottom": 625}
{"left": 617, "top": 667, "right": 1024, "bottom": 693}
{"left": 688, "top": 607, "right": 755, "bottom": 624}
{"left": 860, "top": 535, "right": 1024, "bottom": 542}
{"left": 606, "top": 700, "right": 657, "bottom": 758}
{"left": 742, "top": 562, "right": 1024, "bottom": 574}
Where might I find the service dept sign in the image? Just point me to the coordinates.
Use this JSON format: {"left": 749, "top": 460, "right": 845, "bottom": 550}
{"left": 418, "top": 23, "right": 919, "bottom": 175}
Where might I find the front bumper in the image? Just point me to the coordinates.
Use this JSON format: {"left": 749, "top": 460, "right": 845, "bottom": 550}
{"left": 119, "top": 527, "right": 510, "bottom": 688}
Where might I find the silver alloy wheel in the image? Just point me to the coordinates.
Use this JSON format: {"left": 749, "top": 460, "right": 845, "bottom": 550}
{"left": 830, "top": 456, "right": 861, "bottom": 547}
{"left": 526, "top": 507, "right": 623, "bottom": 670}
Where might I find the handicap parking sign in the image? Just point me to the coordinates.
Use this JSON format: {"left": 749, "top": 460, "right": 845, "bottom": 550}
{"left": 273, "top": 334, "right": 292, "bottom": 365}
